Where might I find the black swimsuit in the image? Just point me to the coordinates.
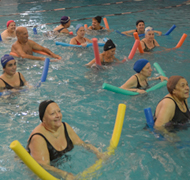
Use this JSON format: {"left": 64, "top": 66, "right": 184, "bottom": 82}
{"left": 0, "top": 72, "right": 24, "bottom": 89}
{"left": 134, "top": 75, "right": 149, "bottom": 90}
{"left": 92, "top": 26, "right": 103, "bottom": 30}
{"left": 57, "top": 27, "right": 65, "bottom": 33}
{"left": 141, "top": 40, "right": 156, "bottom": 52}
{"left": 26, "top": 122, "right": 74, "bottom": 161}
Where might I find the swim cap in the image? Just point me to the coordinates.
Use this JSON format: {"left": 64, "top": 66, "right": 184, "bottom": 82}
{"left": 94, "top": 16, "right": 102, "bottom": 23}
{"left": 104, "top": 39, "right": 116, "bottom": 51}
{"left": 76, "top": 24, "right": 83, "bottom": 33}
{"left": 167, "top": 75, "right": 184, "bottom": 94}
{"left": 145, "top": 26, "right": 154, "bottom": 35}
{"left": 7, "top": 20, "right": 15, "bottom": 27}
{"left": 60, "top": 16, "right": 70, "bottom": 25}
{"left": 136, "top": 20, "right": 144, "bottom": 26}
{"left": 39, "top": 100, "right": 55, "bottom": 121}
{"left": 1, "top": 54, "right": 14, "bottom": 68}
{"left": 133, "top": 59, "right": 149, "bottom": 73}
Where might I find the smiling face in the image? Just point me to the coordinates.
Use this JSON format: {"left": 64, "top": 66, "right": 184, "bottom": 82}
{"left": 140, "top": 62, "right": 152, "bottom": 77}
{"left": 43, "top": 103, "right": 63, "bottom": 129}
{"left": 92, "top": 18, "right": 99, "bottom": 29}
{"left": 77, "top": 26, "right": 85, "bottom": 37}
{"left": 173, "top": 78, "right": 189, "bottom": 99}
{"left": 3, "top": 59, "right": 17, "bottom": 75}
{"left": 136, "top": 22, "right": 145, "bottom": 33}
{"left": 7, "top": 22, "right": 16, "bottom": 32}
{"left": 145, "top": 30, "right": 154, "bottom": 41}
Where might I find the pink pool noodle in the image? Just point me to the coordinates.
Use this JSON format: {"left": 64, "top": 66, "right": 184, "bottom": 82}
{"left": 92, "top": 38, "right": 101, "bottom": 66}
{"left": 128, "top": 40, "right": 140, "bottom": 60}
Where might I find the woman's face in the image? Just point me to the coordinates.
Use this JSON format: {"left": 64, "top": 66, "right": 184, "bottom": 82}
{"left": 136, "top": 22, "right": 145, "bottom": 33}
{"left": 7, "top": 22, "right": 16, "bottom": 32}
{"left": 4, "top": 60, "right": 17, "bottom": 75}
{"left": 77, "top": 27, "right": 85, "bottom": 37}
{"left": 105, "top": 48, "right": 116, "bottom": 58}
{"left": 145, "top": 30, "right": 154, "bottom": 41}
{"left": 65, "top": 20, "right": 71, "bottom": 28}
{"left": 173, "top": 78, "right": 189, "bottom": 99}
{"left": 92, "top": 19, "right": 99, "bottom": 29}
{"left": 43, "top": 103, "right": 63, "bottom": 129}
{"left": 140, "top": 62, "right": 152, "bottom": 77}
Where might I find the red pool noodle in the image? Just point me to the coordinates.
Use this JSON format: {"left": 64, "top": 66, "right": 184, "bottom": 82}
{"left": 92, "top": 38, "right": 101, "bottom": 66}
{"left": 128, "top": 40, "right": 140, "bottom": 60}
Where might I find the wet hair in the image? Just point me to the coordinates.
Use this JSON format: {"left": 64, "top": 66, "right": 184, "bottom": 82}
{"left": 136, "top": 20, "right": 144, "bottom": 26}
{"left": 133, "top": 59, "right": 149, "bottom": 73}
{"left": 104, "top": 39, "right": 116, "bottom": 51}
{"left": 94, "top": 16, "right": 102, "bottom": 23}
{"left": 39, "top": 100, "right": 55, "bottom": 121}
{"left": 167, "top": 75, "right": 184, "bottom": 94}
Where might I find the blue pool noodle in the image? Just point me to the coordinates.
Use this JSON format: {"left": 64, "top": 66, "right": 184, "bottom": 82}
{"left": 55, "top": 41, "right": 104, "bottom": 47}
{"left": 41, "top": 58, "right": 50, "bottom": 82}
{"left": 33, "top": 27, "right": 37, "bottom": 35}
{"left": 164, "top": 25, "right": 176, "bottom": 35}
{"left": 0, "top": 34, "right": 2, "bottom": 41}
{"left": 144, "top": 107, "right": 154, "bottom": 130}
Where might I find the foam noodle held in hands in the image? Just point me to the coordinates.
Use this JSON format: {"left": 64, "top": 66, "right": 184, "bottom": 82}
{"left": 133, "top": 32, "right": 144, "bottom": 53}
{"left": 128, "top": 40, "right": 140, "bottom": 60}
{"left": 92, "top": 38, "right": 101, "bottom": 66}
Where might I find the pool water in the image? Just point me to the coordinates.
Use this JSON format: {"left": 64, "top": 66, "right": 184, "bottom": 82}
{"left": 0, "top": 0, "right": 190, "bottom": 179}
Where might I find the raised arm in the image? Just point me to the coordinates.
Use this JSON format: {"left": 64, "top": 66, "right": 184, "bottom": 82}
{"left": 154, "top": 30, "right": 162, "bottom": 36}
{"left": 121, "top": 29, "right": 135, "bottom": 36}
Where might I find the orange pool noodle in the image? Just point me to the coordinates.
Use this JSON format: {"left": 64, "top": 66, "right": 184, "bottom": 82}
{"left": 175, "top": 33, "right": 187, "bottom": 48}
{"left": 103, "top": 17, "right": 109, "bottom": 29}
{"left": 92, "top": 38, "right": 101, "bottom": 66}
{"left": 84, "top": 24, "right": 88, "bottom": 29}
{"left": 128, "top": 40, "right": 140, "bottom": 60}
{"left": 133, "top": 32, "right": 144, "bottom": 53}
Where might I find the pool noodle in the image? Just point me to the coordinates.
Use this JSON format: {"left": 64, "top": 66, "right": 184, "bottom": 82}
{"left": 144, "top": 107, "right": 155, "bottom": 130}
{"left": 102, "top": 62, "right": 166, "bottom": 96}
{"left": 40, "top": 58, "right": 50, "bottom": 82}
{"left": 103, "top": 17, "right": 109, "bottom": 29}
{"left": 84, "top": 24, "right": 88, "bottom": 29}
{"left": 33, "top": 27, "right": 37, "bottom": 35}
{"left": 164, "top": 25, "right": 176, "bottom": 35}
{"left": 128, "top": 39, "right": 140, "bottom": 60}
{"left": 92, "top": 38, "right": 101, "bottom": 66}
{"left": 0, "top": 34, "right": 2, "bottom": 41}
{"left": 79, "top": 104, "right": 126, "bottom": 179}
{"left": 55, "top": 41, "right": 104, "bottom": 47}
{"left": 133, "top": 32, "right": 144, "bottom": 53}
{"left": 10, "top": 140, "right": 59, "bottom": 180}
{"left": 175, "top": 33, "right": 187, "bottom": 48}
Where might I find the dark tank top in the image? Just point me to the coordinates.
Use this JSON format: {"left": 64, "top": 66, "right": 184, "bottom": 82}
{"left": 0, "top": 72, "right": 24, "bottom": 89}
{"left": 141, "top": 40, "right": 156, "bottom": 52}
{"left": 26, "top": 122, "right": 74, "bottom": 161}
{"left": 134, "top": 75, "right": 149, "bottom": 90}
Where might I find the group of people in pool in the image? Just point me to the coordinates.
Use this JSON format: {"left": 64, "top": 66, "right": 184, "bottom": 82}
{"left": 1, "top": 16, "right": 190, "bottom": 179}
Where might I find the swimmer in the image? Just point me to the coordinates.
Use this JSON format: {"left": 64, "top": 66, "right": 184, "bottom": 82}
{"left": 53, "top": 16, "right": 71, "bottom": 34}
{"left": 26, "top": 100, "right": 106, "bottom": 179}
{"left": 140, "top": 27, "right": 160, "bottom": 52}
{"left": 154, "top": 76, "right": 190, "bottom": 141}
{"left": 122, "top": 20, "right": 162, "bottom": 36}
{"left": 88, "top": 16, "right": 105, "bottom": 30}
{"left": 11, "top": 27, "right": 61, "bottom": 61}
{"left": 1, "top": 20, "right": 16, "bottom": 42}
{"left": 85, "top": 39, "right": 122, "bottom": 67}
{"left": 70, "top": 24, "right": 92, "bottom": 47}
{"left": 120, "top": 59, "right": 168, "bottom": 93}
{"left": 0, "top": 54, "right": 28, "bottom": 92}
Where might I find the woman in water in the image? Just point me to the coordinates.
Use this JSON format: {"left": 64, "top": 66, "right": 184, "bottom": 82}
{"left": 70, "top": 24, "right": 92, "bottom": 47}
{"left": 88, "top": 16, "right": 105, "bottom": 30}
{"left": 26, "top": 100, "right": 105, "bottom": 179}
{"left": 1, "top": 20, "right": 16, "bottom": 42}
{"left": 140, "top": 27, "right": 160, "bottom": 52}
{"left": 0, "top": 54, "right": 28, "bottom": 92}
{"left": 120, "top": 59, "right": 168, "bottom": 93}
{"left": 53, "top": 16, "right": 71, "bottom": 34}
{"left": 85, "top": 39, "right": 122, "bottom": 67}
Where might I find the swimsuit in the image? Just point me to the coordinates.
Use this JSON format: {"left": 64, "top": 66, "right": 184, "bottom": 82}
{"left": 141, "top": 40, "right": 156, "bottom": 52}
{"left": 154, "top": 97, "right": 190, "bottom": 131}
{"left": 134, "top": 75, "right": 149, "bottom": 90}
{"left": 101, "top": 57, "right": 113, "bottom": 65}
{"left": 75, "top": 38, "right": 86, "bottom": 45}
{"left": 57, "top": 27, "right": 65, "bottom": 33}
{"left": 92, "top": 26, "right": 104, "bottom": 30}
{"left": 26, "top": 122, "right": 74, "bottom": 161}
{"left": 0, "top": 72, "right": 24, "bottom": 89}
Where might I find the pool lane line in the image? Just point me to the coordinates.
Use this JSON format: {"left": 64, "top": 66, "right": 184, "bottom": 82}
{"left": 0, "top": 0, "right": 189, "bottom": 19}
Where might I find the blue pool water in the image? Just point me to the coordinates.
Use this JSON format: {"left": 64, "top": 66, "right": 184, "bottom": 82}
{"left": 0, "top": 0, "right": 190, "bottom": 179}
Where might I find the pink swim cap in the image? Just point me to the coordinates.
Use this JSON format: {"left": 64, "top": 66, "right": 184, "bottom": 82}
{"left": 7, "top": 20, "right": 15, "bottom": 27}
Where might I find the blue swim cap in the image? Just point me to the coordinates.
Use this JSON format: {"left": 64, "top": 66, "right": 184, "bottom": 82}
{"left": 76, "top": 24, "right": 83, "bottom": 33}
{"left": 133, "top": 59, "right": 149, "bottom": 73}
{"left": 1, "top": 54, "right": 14, "bottom": 68}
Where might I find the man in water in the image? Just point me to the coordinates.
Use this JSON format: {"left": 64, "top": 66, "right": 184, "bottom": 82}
{"left": 11, "top": 27, "right": 61, "bottom": 61}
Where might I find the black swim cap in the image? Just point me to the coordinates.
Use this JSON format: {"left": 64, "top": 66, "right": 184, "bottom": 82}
{"left": 104, "top": 39, "right": 116, "bottom": 51}
{"left": 39, "top": 100, "right": 55, "bottom": 121}
{"left": 136, "top": 20, "right": 144, "bottom": 26}
{"left": 94, "top": 16, "right": 102, "bottom": 23}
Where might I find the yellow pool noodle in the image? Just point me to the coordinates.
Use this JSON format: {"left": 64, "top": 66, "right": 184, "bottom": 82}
{"left": 79, "top": 103, "right": 126, "bottom": 179}
{"left": 10, "top": 140, "right": 59, "bottom": 180}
